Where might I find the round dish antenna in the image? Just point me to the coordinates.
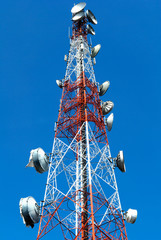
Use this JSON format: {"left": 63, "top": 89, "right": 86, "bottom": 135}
{"left": 91, "top": 44, "right": 101, "bottom": 58}
{"left": 72, "top": 11, "right": 85, "bottom": 21}
{"left": 102, "top": 101, "right": 114, "bottom": 115}
{"left": 125, "top": 209, "right": 138, "bottom": 224}
{"left": 71, "top": 2, "right": 86, "bottom": 14}
{"left": 26, "top": 148, "right": 49, "bottom": 174}
{"left": 86, "top": 9, "right": 97, "bottom": 25}
{"left": 99, "top": 81, "right": 110, "bottom": 96}
{"left": 116, "top": 150, "right": 126, "bottom": 172}
{"left": 87, "top": 24, "right": 95, "bottom": 35}
{"left": 56, "top": 79, "right": 63, "bottom": 88}
{"left": 105, "top": 113, "right": 114, "bottom": 131}
{"left": 19, "top": 197, "right": 40, "bottom": 228}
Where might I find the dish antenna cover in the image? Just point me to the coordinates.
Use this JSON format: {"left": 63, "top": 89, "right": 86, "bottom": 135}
{"left": 72, "top": 11, "right": 85, "bottom": 21}
{"left": 86, "top": 9, "right": 98, "bottom": 25}
{"left": 91, "top": 44, "right": 101, "bottom": 58}
{"left": 116, "top": 150, "right": 126, "bottom": 172}
{"left": 87, "top": 24, "right": 95, "bottom": 35}
{"left": 19, "top": 197, "right": 40, "bottom": 228}
{"left": 105, "top": 113, "right": 114, "bottom": 131}
{"left": 125, "top": 209, "right": 138, "bottom": 224}
{"left": 102, "top": 101, "right": 114, "bottom": 115}
{"left": 56, "top": 79, "right": 63, "bottom": 88}
{"left": 71, "top": 2, "right": 86, "bottom": 14}
{"left": 26, "top": 148, "right": 49, "bottom": 174}
{"left": 99, "top": 81, "right": 110, "bottom": 96}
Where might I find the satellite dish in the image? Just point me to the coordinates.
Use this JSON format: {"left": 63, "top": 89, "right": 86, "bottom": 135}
{"left": 87, "top": 24, "right": 95, "bottom": 35}
{"left": 26, "top": 148, "right": 49, "bottom": 174}
{"left": 71, "top": 2, "right": 86, "bottom": 14}
{"left": 105, "top": 113, "right": 114, "bottom": 131}
{"left": 72, "top": 11, "right": 85, "bottom": 21}
{"left": 91, "top": 44, "right": 101, "bottom": 58}
{"left": 19, "top": 197, "right": 40, "bottom": 228}
{"left": 86, "top": 9, "right": 97, "bottom": 25}
{"left": 116, "top": 150, "right": 126, "bottom": 172}
{"left": 99, "top": 81, "right": 110, "bottom": 96}
{"left": 125, "top": 209, "right": 138, "bottom": 224}
{"left": 56, "top": 79, "right": 63, "bottom": 88}
{"left": 102, "top": 101, "right": 114, "bottom": 115}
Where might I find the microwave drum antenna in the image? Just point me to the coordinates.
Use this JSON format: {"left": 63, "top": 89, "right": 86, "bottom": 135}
{"left": 19, "top": 197, "right": 40, "bottom": 228}
{"left": 26, "top": 148, "right": 49, "bottom": 173}
{"left": 125, "top": 209, "right": 138, "bottom": 224}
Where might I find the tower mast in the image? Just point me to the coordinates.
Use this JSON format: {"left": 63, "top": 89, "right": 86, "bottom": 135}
{"left": 19, "top": 3, "right": 138, "bottom": 240}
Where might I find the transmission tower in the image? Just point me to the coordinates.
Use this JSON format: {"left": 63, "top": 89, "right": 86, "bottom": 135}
{"left": 19, "top": 2, "right": 137, "bottom": 240}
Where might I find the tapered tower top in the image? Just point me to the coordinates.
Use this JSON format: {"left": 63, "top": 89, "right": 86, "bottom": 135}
{"left": 71, "top": 2, "right": 97, "bottom": 39}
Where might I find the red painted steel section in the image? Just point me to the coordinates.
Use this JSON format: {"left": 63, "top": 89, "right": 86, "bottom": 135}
{"left": 37, "top": 188, "right": 127, "bottom": 240}
{"left": 55, "top": 76, "right": 108, "bottom": 145}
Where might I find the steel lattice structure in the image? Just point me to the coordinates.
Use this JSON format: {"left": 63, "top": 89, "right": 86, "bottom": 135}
{"left": 36, "top": 6, "right": 128, "bottom": 240}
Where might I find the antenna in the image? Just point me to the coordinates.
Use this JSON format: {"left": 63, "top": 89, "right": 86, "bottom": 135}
{"left": 102, "top": 100, "right": 114, "bottom": 115}
{"left": 72, "top": 11, "right": 85, "bottom": 21}
{"left": 89, "top": 36, "right": 92, "bottom": 46}
{"left": 91, "top": 44, "right": 101, "bottom": 58}
{"left": 86, "top": 9, "right": 98, "bottom": 24}
{"left": 105, "top": 113, "right": 114, "bottom": 131}
{"left": 99, "top": 80, "right": 110, "bottom": 96}
{"left": 125, "top": 209, "right": 138, "bottom": 224}
{"left": 26, "top": 148, "right": 49, "bottom": 173}
{"left": 87, "top": 24, "right": 95, "bottom": 35}
{"left": 71, "top": 2, "right": 86, "bottom": 14}
{"left": 68, "top": 26, "right": 70, "bottom": 39}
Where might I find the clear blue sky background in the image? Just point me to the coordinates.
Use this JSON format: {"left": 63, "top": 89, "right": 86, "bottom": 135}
{"left": 0, "top": 0, "right": 161, "bottom": 239}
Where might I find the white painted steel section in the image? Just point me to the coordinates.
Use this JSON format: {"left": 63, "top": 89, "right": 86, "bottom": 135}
{"left": 41, "top": 122, "right": 122, "bottom": 231}
{"left": 65, "top": 37, "right": 96, "bottom": 85}
{"left": 85, "top": 121, "right": 92, "bottom": 185}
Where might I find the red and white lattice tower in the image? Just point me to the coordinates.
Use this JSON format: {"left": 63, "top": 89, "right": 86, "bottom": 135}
{"left": 34, "top": 3, "right": 137, "bottom": 240}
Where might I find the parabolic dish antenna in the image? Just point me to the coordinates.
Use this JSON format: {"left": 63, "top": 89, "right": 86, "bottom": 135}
{"left": 19, "top": 197, "right": 40, "bottom": 228}
{"left": 125, "top": 209, "right": 138, "bottom": 224}
{"left": 72, "top": 11, "right": 85, "bottom": 21}
{"left": 87, "top": 24, "right": 95, "bottom": 35}
{"left": 91, "top": 44, "right": 101, "bottom": 58}
{"left": 105, "top": 113, "right": 114, "bottom": 131}
{"left": 26, "top": 148, "right": 49, "bottom": 174}
{"left": 116, "top": 150, "right": 126, "bottom": 172}
{"left": 71, "top": 2, "right": 86, "bottom": 14}
{"left": 86, "top": 9, "right": 98, "bottom": 25}
{"left": 56, "top": 79, "right": 63, "bottom": 88}
{"left": 102, "top": 101, "right": 114, "bottom": 115}
{"left": 99, "top": 81, "right": 110, "bottom": 96}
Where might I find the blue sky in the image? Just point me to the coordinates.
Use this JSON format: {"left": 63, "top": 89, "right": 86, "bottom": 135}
{"left": 0, "top": 0, "right": 161, "bottom": 239}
